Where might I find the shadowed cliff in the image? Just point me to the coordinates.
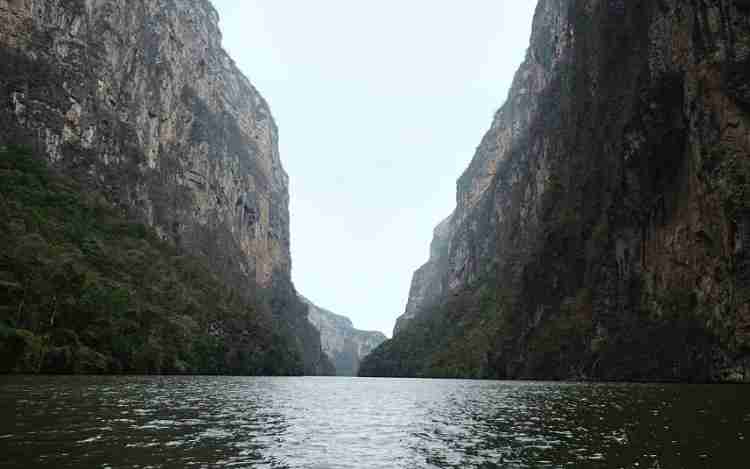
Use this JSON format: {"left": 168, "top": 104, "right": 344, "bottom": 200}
{"left": 362, "top": 0, "right": 750, "bottom": 382}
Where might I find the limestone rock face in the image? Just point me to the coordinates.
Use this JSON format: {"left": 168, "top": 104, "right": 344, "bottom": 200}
{"left": 301, "top": 296, "right": 386, "bottom": 376}
{"left": 0, "top": 0, "right": 329, "bottom": 374}
{"left": 374, "top": 0, "right": 750, "bottom": 382}
{"left": 394, "top": 214, "right": 453, "bottom": 335}
{"left": 393, "top": 1, "right": 574, "bottom": 337}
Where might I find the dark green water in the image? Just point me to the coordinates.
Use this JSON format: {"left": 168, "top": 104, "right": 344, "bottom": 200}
{"left": 0, "top": 376, "right": 747, "bottom": 468}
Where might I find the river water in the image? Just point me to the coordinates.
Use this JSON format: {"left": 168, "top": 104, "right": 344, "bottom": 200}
{"left": 0, "top": 376, "right": 747, "bottom": 468}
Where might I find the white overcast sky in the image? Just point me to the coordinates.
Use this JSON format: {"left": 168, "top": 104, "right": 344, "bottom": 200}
{"left": 211, "top": 1, "right": 537, "bottom": 336}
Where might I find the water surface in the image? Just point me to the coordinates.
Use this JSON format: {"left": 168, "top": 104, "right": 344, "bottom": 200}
{"left": 0, "top": 376, "right": 747, "bottom": 468}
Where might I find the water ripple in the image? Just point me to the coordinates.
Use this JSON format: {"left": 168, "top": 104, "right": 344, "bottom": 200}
{"left": 0, "top": 376, "right": 747, "bottom": 468}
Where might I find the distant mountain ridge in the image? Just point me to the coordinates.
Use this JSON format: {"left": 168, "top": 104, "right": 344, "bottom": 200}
{"left": 300, "top": 296, "right": 386, "bottom": 376}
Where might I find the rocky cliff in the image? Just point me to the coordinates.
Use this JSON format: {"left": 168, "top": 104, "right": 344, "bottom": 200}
{"left": 301, "top": 296, "right": 386, "bottom": 376}
{"left": 393, "top": 214, "right": 453, "bottom": 336}
{"left": 362, "top": 0, "right": 750, "bottom": 382}
{"left": 0, "top": 0, "right": 329, "bottom": 374}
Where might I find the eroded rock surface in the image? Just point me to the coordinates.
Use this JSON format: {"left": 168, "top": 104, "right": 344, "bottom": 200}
{"left": 301, "top": 296, "right": 386, "bottom": 376}
{"left": 0, "top": 0, "right": 329, "bottom": 374}
{"left": 367, "top": 0, "right": 750, "bottom": 382}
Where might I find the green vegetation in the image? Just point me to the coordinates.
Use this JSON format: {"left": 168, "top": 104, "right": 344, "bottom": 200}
{"left": 523, "top": 288, "right": 594, "bottom": 378}
{"left": 361, "top": 263, "right": 724, "bottom": 382}
{"left": 360, "top": 273, "right": 596, "bottom": 380}
{"left": 716, "top": 150, "right": 750, "bottom": 221}
{"left": 359, "top": 272, "right": 513, "bottom": 379}
{"left": 0, "top": 145, "right": 303, "bottom": 375}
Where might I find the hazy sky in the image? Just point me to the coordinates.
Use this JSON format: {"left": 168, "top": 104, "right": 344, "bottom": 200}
{"left": 211, "top": 1, "right": 537, "bottom": 336}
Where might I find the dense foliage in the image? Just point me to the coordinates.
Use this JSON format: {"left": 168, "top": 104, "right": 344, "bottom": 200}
{"left": 0, "top": 145, "right": 305, "bottom": 375}
{"left": 359, "top": 274, "right": 721, "bottom": 382}
{"left": 359, "top": 279, "right": 507, "bottom": 379}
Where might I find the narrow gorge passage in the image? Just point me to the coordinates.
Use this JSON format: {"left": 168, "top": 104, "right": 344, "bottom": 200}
{"left": 1, "top": 1, "right": 749, "bottom": 468}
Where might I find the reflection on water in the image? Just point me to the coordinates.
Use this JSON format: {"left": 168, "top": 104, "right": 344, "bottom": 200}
{"left": 0, "top": 376, "right": 747, "bottom": 468}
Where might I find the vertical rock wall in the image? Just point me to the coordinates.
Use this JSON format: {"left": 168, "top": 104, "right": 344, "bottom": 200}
{"left": 372, "top": 0, "right": 750, "bottom": 382}
{"left": 0, "top": 0, "right": 329, "bottom": 374}
{"left": 301, "top": 296, "right": 386, "bottom": 376}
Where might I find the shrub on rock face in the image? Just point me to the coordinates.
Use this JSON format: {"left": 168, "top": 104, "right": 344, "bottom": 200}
{"left": 0, "top": 145, "right": 305, "bottom": 375}
{"left": 0, "top": 326, "right": 45, "bottom": 373}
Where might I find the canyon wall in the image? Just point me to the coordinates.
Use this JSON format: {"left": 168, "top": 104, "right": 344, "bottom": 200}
{"left": 301, "top": 296, "right": 386, "bottom": 376}
{"left": 362, "top": 0, "right": 750, "bottom": 382}
{"left": 0, "top": 0, "right": 330, "bottom": 374}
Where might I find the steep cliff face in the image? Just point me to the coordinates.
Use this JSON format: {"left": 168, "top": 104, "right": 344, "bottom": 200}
{"left": 364, "top": 0, "right": 750, "bottom": 382}
{"left": 393, "top": 215, "right": 453, "bottom": 335}
{"left": 0, "top": 0, "right": 329, "bottom": 374}
{"left": 301, "top": 296, "right": 386, "bottom": 376}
